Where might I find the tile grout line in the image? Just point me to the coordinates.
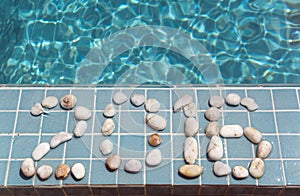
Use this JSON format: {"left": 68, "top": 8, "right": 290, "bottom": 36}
{"left": 116, "top": 91, "right": 121, "bottom": 186}
{"left": 170, "top": 89, "right": 174, "bottom": 187}
{"left": 143, "top": 89, "right": 147, "bottom": 189}
{"left": 194, "top": 88, "right": 202, "bottom": 186}
{"left": 270, "top": 89, "right": 287, "bottom": 186}
{"left": 4, "top": 89, "right": 22, "bottom": 187}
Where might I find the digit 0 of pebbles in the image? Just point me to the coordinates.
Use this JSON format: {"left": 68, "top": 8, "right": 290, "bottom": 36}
{"left": 103, "top": 103, "right": 116, "bottom": 118}
{"left": 102, "top": 119, "right": 115, "bottom": 136}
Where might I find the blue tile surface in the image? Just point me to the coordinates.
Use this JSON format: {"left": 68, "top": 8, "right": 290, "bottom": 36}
{"left": 0, "top": 136, "right": 12, "bottom": 159}
{"left": 65, "top": 136, "right": 91, "bottom": 158}
{"left": 258, "top": 160, "right": 284, "bottom": 186}
{"left": 146, "top": 160, "right": 171, "bottom": 184}
{"left": 19, "top": 89, "right": 45, "bottom": 110}
{"left": 147, "top": 89, "right": 170, "bottom": 110}
{"left": 42, "top": 112, "right": 68, "bottom": 133}
{"left": 250, "top": 112, "right": 276, "bottom": 133}
{"left": 11, "top": 135, "right": 38, "bottom": 159}
{"left": 201, "top": 160, "right": 228, "bottom": 185}
{"left": 226, "top": 136, "right": 254, "bottom": 159}
{"left": 16, "top": 112, "right": 40, "bottom": 133}
{"left": 7, "top": 160, "right": 34, "bottom": 185}
{"left": 0, "top": 161, "right": 7, "bottom": 185}
{"left": 280, "top": 135, "right": 300, "bottom": 158}
{"left": 223, "top": 111, "right": 249, "bottom": 127}
{"left": 40, "top": 135, "right": 64, "bottom": 159}
{"left": 0, "top": 112, "right": 16, "bottom": 133}
{"left": 276, "top": 112, "right": 300, "bottom": 133}
{"left": 35, "top": 160, "right": 61, "bottom": 186}
{"left": 247, "top": 89, "right": 273, "bottom": 110}
{"left": 273, "top": 89, "right": 298, "bottom": 110}
{"left": 284, "top": 160, "right": 300, "bottom": 185}
{"left": 147, "top": 135, "right": 171, "bottom": 158}
{"left": 120, "top": 111, "right": 144, "bottom": 134}
{"left": 120, "top": 135, "right": 144, "bottom": 158}
{"left": 0, "top": 90, "right": 19, "bottom": 110}
{"left": 90, "top": 159, "right": 116, "bottom": 185}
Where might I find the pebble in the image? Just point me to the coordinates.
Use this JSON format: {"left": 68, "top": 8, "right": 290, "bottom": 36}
{"left": 209, "top": 96, "right": 225, "bottom": 108}
{"left": 73, "top": 120, "right": 88, "bottom": 137}
{"left": 42, "top": 96, "right": 58, "bottom": 109}
{"left": 232, "top": 166, "right": 249, "bottom": 179}
{"left": 32, "top": 142, "right": 50, "bottom": 161}
{"left": 130, "top": 94, "right": 145, "bottom": 107}
{"left": 204, "top": 107, "right": 220, "bottom": 121}
{"left": 220, "top": 125, "right": 243, "bottom": 138}
{"left": 205, "top": 121, "right": 220, "bottom": 137}
{"left": 244, "top": 127, "right": 262, "bottom": 144}
{"left": 184, "top": 117, "right": 199, "bottom": 137}
{"left": 113, "top": 91, "right": 127, "bottom": 105}
{"left": 124, "top": 159, "right": 143, "bottom": 173}
{"left": 184, "top": 137, "right": 198, "bottom": 164}
{"left": 74, "top": 106, "right": 92, "bottom": 120}
{"left": 103, "top": 104, "right": 116, "bottom": 118}
{"left": 146, "top": 149, "right": 162, "bottom": 167}
{"left": 60, "top": 94, "right": 77, "bottom": 110}
{"left": 55, "top": 164, "right": 70, "bottom": 180}
{"left": 146, "top": 114, "right": 167, "bottom": 131}
{"left": 207, "top": 136, "right": 223, "bottom": 161}
{"left": 30, "top": 103, "right": 44, "bottom": 116}
{"left": 21, "top": 158, "right": 36, "bottom": 178}
{"left": 144, "top": 98, "right": 160, "bottom": 113}
{"left": 102, "top": 119, "right": 115, "bottom": 136}
{"left": 240, "top": 97, "right": 258, "bottom": 111}
{"left": 178, "top": 165, "right": 204, "bottom": 178}
{"left": 148, "top": 133, "right": 162, "bottom": 147}
{"left": 183, "top": 102, "right": 197, "bottom": 117}
{"left": 106, "top": 154, "right": 121, "bottom": 171}
{"left": 99, "top": 139, "right": 113, "bottom": 155}
{"left": 213, "top": 161, "right": 231, "bottom": 177}
{"left": 257, "top": 140, "right": 272, "bottom": 159}
{"left": 37, "top": 165, "right": 53, "bottom": 180}
{"left": 173, "top": 95, "right": 193, "bottom": 112}
{"left": 249, "top": 158, "right": 265, "bottom": 179}
{"left": 71, "top": 163, "right": 85, "bottom": 180}
{"left": 50, "top": 132, "right": 72, "bottom": 148}
{"left": 225, "top": 93, "right": 241, "bottom": 106}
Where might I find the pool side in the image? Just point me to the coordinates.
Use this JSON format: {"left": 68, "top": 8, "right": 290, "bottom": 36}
{"left": 0, "top": 86, "right": 299, "bottom": 195}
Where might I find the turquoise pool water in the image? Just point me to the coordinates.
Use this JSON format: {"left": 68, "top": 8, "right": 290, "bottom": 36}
{"left": 0, "top": 0, "right": 299, "bottom": 84}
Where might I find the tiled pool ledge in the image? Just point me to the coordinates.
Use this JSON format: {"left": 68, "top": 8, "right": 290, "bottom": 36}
{"left": 0, "top": 86, "right": 300, "bottom": 195}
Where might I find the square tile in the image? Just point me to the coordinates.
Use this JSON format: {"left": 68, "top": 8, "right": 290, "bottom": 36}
{"left": 7, "top": 160, "right": 33, "bottom": 185}
{"left": 16, "top": 112, "right": 40, "bottom": 133}
{"left": 92, "top": 135, "right": 118, "bottom": 159}
{"left": 146, "top": 111, "right": 170, "bottom": 133}
{"left": 273, "top": 89, "right": 298, "bottom": 110}
{"left": 0, "top": 112, "right": 16, "bottom": 134}
{"left": 118, "top": 160, "right": 144, "bottom": 184}
{"left": 284, "top": 160, "right": 300, "bottom": 185}
{"left": 173, "top": 160, "right": 200, "bottom": 185}
{"left": 19, "top": 89, "right": 45, "bottom": 110}
{"left": 94, "top": 112, "right": 119, "bottom": 136}
{"left": 223, "top": 111, "right": 249, "bottom": 127}
{"left": 201, "top": 160, "right": 228, "bottom": 185}
{"left": 11, "top": 135, "right": 38, "bottom": 159}
{"left": 226, "top": 136, "right": 254, "bottom": 159}
{"left": 0, "top": 161, "right": 8, "bottom": 186}
{"left": 45, "top": 89, "right": 70, "bottom": 110}
{"left": 35, "top": 160, "right": 61, "bottom": 186}
{"left": 120, "top": 135, "right": 144, "bottom": 158}
{"left": 40, "top": 135, "right": 64, "bottom": 159}
{"left": 0, "top": 136, "right": 12, "bottom": 159}
{"left": 120, "top": 111, "right": 145, "bottom": 134}
{"left": 147, "top": 135, "right": 171, "bottom": 158}
{"left": 228, "top": 160, "right": 256, "bottom": 185}
{"left": 250, "top": 112, "right": 276, "bottom": 133}
{"left": 42, "top": 112, "right": 68, "bottom": 133}
{"left": 172, "top": 112, "right": 187, "bottom": 134}
{"left": 0, "top": 90, "right": 20, "bottom": 110}
{"left": 258, "top": 160, "right": 284, "bottom": 186}
{"left": 65, "top": 136, "right": 91, "bottom": 158}
{"left": 146, "top": 160, "right": 171, "bottom": 184}
{"left": 276, "top": 112, "right": 300, "bottom": 133}
{"left": 280, "top": 135, "right": 300, "bottom": 158}
{"left": 71, "top": 89, "right": 95, "bottom": 109}
{"left": 247, "top": 89, "right": 273, "bottom": 110}
{"left": 90, "top": 160, "right": 116, "bottom": 185}
{"left": 147, "top": 89, "right": 170, "bottom": 110}
{"left": 63, "top": 160, "right": 90, "bottom": 185}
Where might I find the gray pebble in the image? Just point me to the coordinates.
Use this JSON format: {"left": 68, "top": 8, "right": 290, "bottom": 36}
{"left": 74, "top": 106, "right": 92, "bottom": 120}
{"left": 113, "top": 91, "right": 127, "bottom": 105}
{"left": 225, "top": 93, "right": 241, "bottom": 106}
{"left": 146, "top": 149, "right": 162, "bottom": 167}
{"left": 204, "top": 107, "right": 220, "bottom": 121}
{"left": 102, "top": 119, "right": 115, "bottom": 136}
{"left": 106, "top": 154, "right": 121, "bottom": 171}
{"left": 130, "top": 94, "right": 145, "bottom": 107}
{"left": 73, "top": 120, "right": 88, "bottom": 137}
{"left": 125, "top": 159, "right": 143, "bottom": 173}
{"left": 213, "top": 161, "right": 231, "bottom": 177}
{"left": 32, "top": 142, "right": 50, "bottom": 161}
{"left": 21, "top": 158, "right": 36, "bottom": 178}
{"left": 103, "top": 104, "right": 116, "bottom": 118}
{"left": 99, "top": 139, "right": 113, "bottom": 155}
{"left": 173, "top": 95, "right": 193, "bottom": 112}
{"left": 244, "top": 127, "right": 262, "bottom": 144}
{"left": 209, "top": 96, "right": 224, "bottom": 108}
{"left": 42, "top": 96, "right": 58, "bottom": 109}
{"left": 205, "top": 121, "right": 220, "bottom": 137}
{"left": 144, "top": 98, "right": 160, "bottom": 113}
{"left": 146, "top": 114, "right": 167, "bottom": 131}
{"left": 37, "top": 165, "right": 53, "bottom": 180}
{"left": 184, "top": 117, "right": 199, "bottom": 137}
{"left": 50, "top": 132, "right": 72, "bottom": 148}
{"left": 183, "top": 102, "right": 197, "bottom": 117}
{"left": 30, "top": 103, "right": 44, "bottom": 116}
{"left": 240, "top": 97, "right": 258, "bottom": 111}
{"left": 178, "top": 165, "right": 204, "bottom": 178}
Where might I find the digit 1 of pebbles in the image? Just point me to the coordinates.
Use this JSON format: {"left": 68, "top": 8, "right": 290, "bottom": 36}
{"left": 144, "top": 98, "right": 160, "bottom": 113}
{"left": 220, "top": 125, "right": 243, "bottom": 138}
{"left": 32, "top": 142, "right": 50, "bottom": 161}
{"left": 184, "top": 137, "right": 198, "bottom": 164}
{"left": 125, "top": 159, "right": 143, "bottom": 173}
{"left": 204, "top": 107, "right": 220, "bottom": 121}
{"left": 113, "top": 91, "right": 127, "bottom": 105}
{"left": 73, "top": 120, "right": 88, "bottom": 137}
{"left": 37, "top": 165, "right": 53, "bottom": 180}
{"left": 60, "top": 94, "right": 77, "bottom": 109}
{"left": 146, "top": 114, "right": 167, "bottom": 131}
{"left": 55, "top": 163, "right": 70, "bottom": 180}
{"left": 106, "top": 154, "right": 121, "bottom": 171}
{"left": 102, "top": 119, "right": 115, "bottom": 136}
{"left": 100, "top": 139, "right": 113, "bottom": 155}
{"left": 130, "top": 94, "right": 145, "bottom": 107}
{"left": 205, "top": 121, "right": 220, "bottom": 137}
{"left": 146, "top": 149, "right": 162, "bottom": 167}
{"left": 183, "top": 102, "right": 197, "bottom": 118}
{"left": 184, "top": 117, "right": 199, "bottom": 137}
{"left": 244, "top": 127, "right": 262, "bottom": 144}
{"left": 21, "top": 158, "right": 36, "bottom": 178}
{"left": 173, "top": 94, "right": 193, "bottom": 112}
{"left": 213, "top": 161, "right": 231, "bottom": 177}
{"left": 71, "top": 163, "right": 85, "bottom": 180}
{"left": 207, "top": 136, "right": 223, "bottom": 161}
{"left": 103, "top": 103, "right": 116, "bottom": 118}
{"left": 50, "top": 132, "right": 72, "bottom": 148}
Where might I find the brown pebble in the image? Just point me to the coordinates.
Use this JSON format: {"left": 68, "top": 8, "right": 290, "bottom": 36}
{"left": 60, "top": 94, "right": 77, "bottom": 109}
{"left": 55, "top": 164, "right": 70, "bottom": 180}
{"left": 148, "top": 133, "right": 162, "bottom": 147}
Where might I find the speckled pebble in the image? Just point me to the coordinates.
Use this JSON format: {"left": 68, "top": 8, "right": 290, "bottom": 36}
{"left": 209, "top": 96, "right": 224, "bottom": 108}
{"left": 50, "top": 132, "right": 72, "bottom": 148}
{"left": 73, "top": 120, "right": 88, "bottom": 137}
{"left": 130, "top": 94, "right": 145, "bottom": 107}
{"left": 225, "top": 93, "right": 241, "bottom": 106}
{"left": 173, "top": 95, "right": 193, "bottom": 112}
{"left": 183, "top": 102, "right": 197, "bottom": 117}
{"left": 146, "top": 149, "right": 162, "bottom": 167}
{"left": 37, "top": 165, "right": 53, "bottom": 180}
{"left": 146, "top": 114, "right": 167, "bottom": 131}
{"left": 106, "top": 154, "right": 121, "bottom": 171}
{"left": 21, "top": 158, "right": 36, "bottom": 178}
{"left": 74, "top": 106, "right": 92, "bottom": 120}
{"left": 32, "top": 142, "right": 50, "bottom": 161}
{"left": 99, "top": 139, "right": 113, "bottom": 155}
{"left": 71, "top": 163, "right": 85, "bottom": 180}
{"left": 145, "top": 98, "right": 160, "bottom": 113}
{"left": 205, "top": 121, "right": 220, "bottom": 137}
{"left": 240, "top": 97, "right": 258, "bottom": 111}
{"left": 257, "top": 140, "right": 272, "bottom": 159}
{"left": 102, "top": 119, "right": 115, "bottom": 136}
{"left": 60, "top": 94, "right": 77, "bottom": 110}
{"left": 213, "top": 161, "right": 231, "bottom": 177}
{"left": 204, "top": 107, "right": 220, "bottom": 121}
{"left": 249, "top": 158, "right": 265, "bottom": 179}
{"left": 55, "top": 164, "right": 70, "bottom": 180}
{"left": 184, "top": 137, "right": 198, "bottom": 164}
{"left": 103, "top": 104, "right": 116, "bottom": 118}
{"left": 125, "top": 159, "right": 143, "bottom": 173}
{"left": 244, "top": 127, "right": 262, "bottom": 144}
{"left": 207, "top": 136, "right": 223, "bottom": 161}
{"left": 113, "top": 91, "right": 127, "bottom": 105}
{"left": 220, "top": 125, "right": 243, "bottom": 138}
{"left": 42, "top": 96, "right": 58, "bottom": 109}
{"left": 30, "top": 103, "right": 44, "bottom": 116}
{"left": 184, "top": 117, "right": 199, "bottom": 137}
{"left": 178, "top": 165, "right": 204, "bottom": 178}
{"left": 232, "top": 166, "right": 249, "bottom": 179}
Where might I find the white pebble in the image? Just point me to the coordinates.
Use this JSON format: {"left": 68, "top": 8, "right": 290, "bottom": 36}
{"left": 205, "top": 122, "right": 220, "bottom": 137}
{"left": 220, "top": 125, "right": 243, "bottom": 138}
{"left": 207, "top": 136, "right": 223, "bottom": 161}
{"left": 249, "top": 158, "right": 265, "bottom": 179}
{"left": 71, "top": 163, "right": 85, "bottom": 180}
{"left": 146, "top": 149, "right": 162, "bottom": 167}
{"left": 106, "top": 154, "right": 121, "bottom": 170}
{"left": 73, "top": 120, "right": 88, "bottom": 137}
{"left": 113, "top": 91, "right": 127, "bottom": 105}
{"left": 240, "top": 97, "right": 258, "bottom": 111}
{"left": 209, "top": 96, "right": 225, "bottom": 108}
{"left": 32, "top": 142, "right": 50, "bottom": 161}
{"left": 30, "top": 103, "right": 44, "bottom": 116}
{"left": 225, "top": 93, "right": 241, "bottom": 106}
{"left": 130, "top": 94, "right": 145, "bottom": 107}
{"left": 102, "top": 119, "right": 115, "bottom": 136}
{"left": 144, "top": 98, "right": 160, "bottom": 113}
{"left": 204, "top": 107, "right": 220, "bottom": 121}
{"left": 21, "top": 158, "right": 35, "bottom": 178}
{"left": 213, "top": 161, "right": 231, "bottom": 176}
{"left": 183, "top": 102, "right": 197, "bottom": 117}
{"left": 125, "top": 159, "right": 143, "bottom": 173}
{"left": 257, "top": 140, "right": 272, "bottom": 159}
{"left": 99, "top": 139, "right": 113, "bottom": 155}
{"left": 173, "top": 95, "right": 193, "bottom": 112}
{"left": 184, "top": 117, "right": 199, "bottom": 137}
{"left": 146, "top": 114, "right": 167, "bottom": 131}
{"left": 232, "top": 166, "right": 249, "bottom": 179}
{"left": 37, "top": 165, "right": 53, "bottom": 180}
{"left": 74, "top": 106, "right": 92, "bottom": 120}
{"left": 244, "top": 127, "right": 262, "bottom": 144}
{"left": 103, "top": 104, "right": 116, "bottom": 118}
{"left": 42, "top": 96, "right": 58, "bottom": 109}
{"left": 50, "top": 132, "right": 72, "bottom": 148}
{"left": 60, "top": 94, "right": 77, "bottom": 109}
{"left": 178, "top": 165, "right": 204, "bottom": 178}
{"left": 184, "top": 137, "right": 198, "bottom": 164}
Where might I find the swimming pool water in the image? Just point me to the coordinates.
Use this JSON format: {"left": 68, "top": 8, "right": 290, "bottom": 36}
{"left": 0, "top": 0, "right": 299, "bottom": 84}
